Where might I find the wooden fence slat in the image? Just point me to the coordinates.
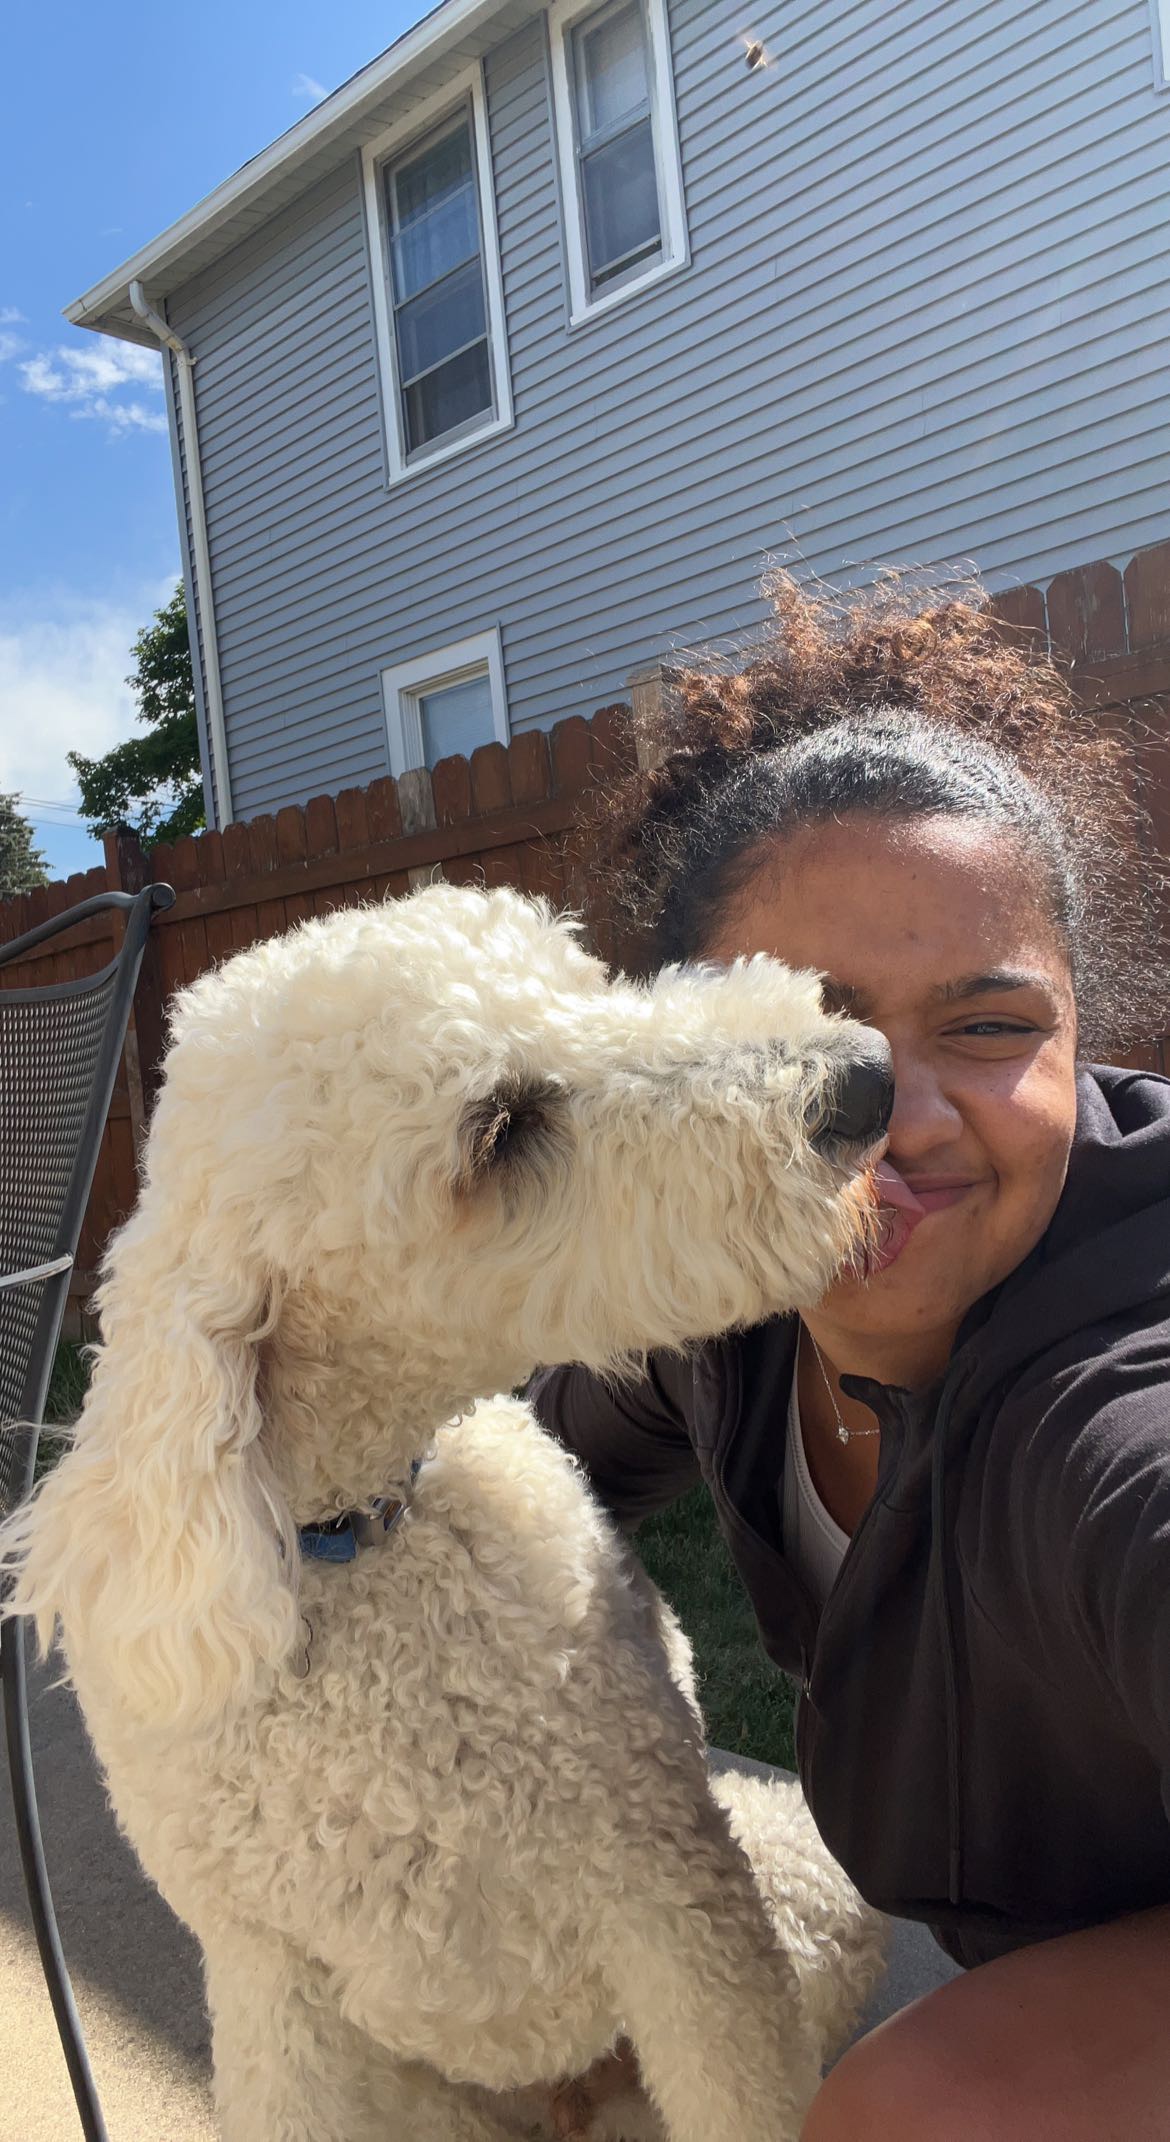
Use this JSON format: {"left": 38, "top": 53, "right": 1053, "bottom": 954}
{"left": 305, "top": 794, "right": 341, "bottom": 915}
{"left": 987, "top": 584, "right": 1047, "bottom": 643}
{"left": 469, "top": 742, "right": 510, "bottom": 815}
{"left": 1046, "top": 562, "right": 1126, "bottom": 665}
{"left": 222, "top": 819, "right": 260, "bottom": 949}
{"left": 1124, "top": 541, "right": 1170, "bottom": 651}
{"left": 305, "top": 792, "right": 339, "bottom": 856}
{"left": 276, "top": 805, "right": 313, "bottom": 929}
{"left": 197, "top": 829, "right": 237, "bottom": 969}
{"left": 549, "top": 716, "right": 593, "bottom": 796}
{"left": 469, "top": 743, "right": 515, "bottom": 888}
{"left": 508, "top": 730, "right": 552, "bottom": 805}
{"left": 365, "top": 777, "right": 403, "bottom": 844}
{"left": 169, "top": 835, "right": 210, "bottom": 986}
{"left": 331, "top": 789, "right": 371, "bottom": 909}
{"left": 506, "top": 733, "right": 557, "bottom": 903}
{"left": 335, "top": 787, "right": 371, "bottom": 850}
{"left": 249, "top": 814, "right": 286, "bottom": 942}
{"left": 275, "top": 806, "right": 308, "bottom": 864}
{"left": 0, "top": 892, "right": 28, "bottom": 947}
{"left": 397, "top": 767, "right": 437, "bottom": 837}
{"left": 432, "top": 754, "right": 472, "bottom": 827}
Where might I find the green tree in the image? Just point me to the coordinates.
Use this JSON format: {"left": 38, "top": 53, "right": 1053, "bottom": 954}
{"left": 0, "top": 793, "right": 50, "bottom": 896}
{"left": 69, "top": 582, "right": 205, "bottom": 848}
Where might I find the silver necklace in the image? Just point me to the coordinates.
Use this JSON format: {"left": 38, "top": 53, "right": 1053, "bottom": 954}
{"left": 805, "top": 1328, "right": 880, "bottom": 1445}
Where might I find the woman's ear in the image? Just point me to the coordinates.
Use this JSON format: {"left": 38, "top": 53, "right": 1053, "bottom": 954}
{"left": 0, "top": 1192, "right": 301, "bottom": 1733}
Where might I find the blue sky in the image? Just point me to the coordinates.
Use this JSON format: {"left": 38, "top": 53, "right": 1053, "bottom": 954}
{"left": 1, "top": 0, "right": 422, "bottom": 878}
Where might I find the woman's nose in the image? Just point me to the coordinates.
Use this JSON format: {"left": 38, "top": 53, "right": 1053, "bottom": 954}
{"left": 886, "top": 1049, "right": 964, "bottom": 1151}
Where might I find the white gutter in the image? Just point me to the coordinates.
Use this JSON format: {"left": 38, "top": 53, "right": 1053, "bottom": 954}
{"left": 129, "top": 280, "right": 233, "bottom": 829}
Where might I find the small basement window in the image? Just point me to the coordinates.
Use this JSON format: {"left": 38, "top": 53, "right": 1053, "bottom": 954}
{"left": 381, "top": 631, "right": 509, "bottom": 777}
{"left": 549, "top": 0, "right": 688, "bottom": 324}
{"left": 363, "top": 69, "right": 513, "bottom": 481}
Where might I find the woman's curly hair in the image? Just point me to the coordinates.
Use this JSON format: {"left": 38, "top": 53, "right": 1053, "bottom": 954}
{"left": 586, "top": 571, "right": 1168, "bottom": 1058}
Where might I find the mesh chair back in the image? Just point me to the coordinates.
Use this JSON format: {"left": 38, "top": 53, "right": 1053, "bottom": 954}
{"left": 0, "top": 962, "right": 122, "bottom": 1517}
{"left": 0, "top": 883, "right": 172, "bottom": 2142}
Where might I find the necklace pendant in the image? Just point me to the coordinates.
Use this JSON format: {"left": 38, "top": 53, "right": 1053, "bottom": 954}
{"left": 836, "top": 1423, "right": 850, "bottom": 1445}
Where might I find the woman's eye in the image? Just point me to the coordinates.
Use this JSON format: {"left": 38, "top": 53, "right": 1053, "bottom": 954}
{"left": 953, "top": 1020, "right": 1036, "bottom": 1039}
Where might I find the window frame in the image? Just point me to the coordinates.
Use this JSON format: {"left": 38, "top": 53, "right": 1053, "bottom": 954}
{"left": 381, "top": 629, "right": 509, "bottom": 777}
{"left": 363, "top": 67, "right": 513, "bottom": 484}
{"left": 548, "top": 0, "right": 688, "bottom": 327}
{"left": 1154, "top": 0, "right": 1170, "bottom": 89}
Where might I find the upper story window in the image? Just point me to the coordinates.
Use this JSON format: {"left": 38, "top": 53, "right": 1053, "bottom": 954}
{"left": 549, "top": 0, "right": 688, "bottom": 326}
{"left": 363, "top": 68, "right": 513, "bottom": 483}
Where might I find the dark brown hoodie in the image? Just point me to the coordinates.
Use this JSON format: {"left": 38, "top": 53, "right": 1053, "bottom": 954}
{"left": 529, "top": 1067, "right": 1170, "bottom": 1968}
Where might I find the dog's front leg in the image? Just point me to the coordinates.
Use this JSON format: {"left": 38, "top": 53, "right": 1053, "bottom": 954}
{"left": 597, "top": 1823, "right": 822, "bottom": 2142}
{"left": 204, "top": 1925, "right": 399, "bottom": 2142}
{"left": 203, "top": 1926, "right": 518, "bottom": 2142}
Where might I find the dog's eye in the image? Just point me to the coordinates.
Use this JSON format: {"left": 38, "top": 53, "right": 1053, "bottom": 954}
{"left": 456, "top": 1079, "right": 566, "bottom": 1193}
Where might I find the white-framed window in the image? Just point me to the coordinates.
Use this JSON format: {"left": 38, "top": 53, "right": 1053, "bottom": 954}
{"left": 381, "top": 630, "right": 509, "bottom": 777}
{"left": 548, "top": 0, "right": 688, "bottom": 326}
{"left": 363, "top": 68, "right": 513, "bottom": 482}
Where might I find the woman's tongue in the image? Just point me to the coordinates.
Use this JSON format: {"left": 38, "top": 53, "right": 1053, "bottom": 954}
{"left": 868, "top": 1161, "right": 927, "bottom": 1274}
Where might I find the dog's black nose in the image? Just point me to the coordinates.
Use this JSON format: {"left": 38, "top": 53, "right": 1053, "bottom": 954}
{"left": 819, "top": 1039, "right": 894, "bottom": 1148}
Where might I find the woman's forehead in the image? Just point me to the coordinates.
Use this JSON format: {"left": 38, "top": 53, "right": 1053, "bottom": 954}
{"left": 709, "top": 814, "right": 1073, "bottom": 1000}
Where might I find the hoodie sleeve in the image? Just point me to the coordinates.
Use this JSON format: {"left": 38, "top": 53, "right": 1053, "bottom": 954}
{"left": 1044, "top": 1353, "right": 1170, "bottom": 1823}
{"left": 526, "top": 1356, "right": 702, "bottom": 1529}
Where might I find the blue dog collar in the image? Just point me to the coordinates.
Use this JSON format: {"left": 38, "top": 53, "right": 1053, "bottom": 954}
{"left": 298, "top": 1463, "right": 421, "bottom": 1563}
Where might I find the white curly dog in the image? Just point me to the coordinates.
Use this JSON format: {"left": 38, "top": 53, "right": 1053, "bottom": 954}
{"left": 3, "top": 885, "right": 891, "bottom": 2142}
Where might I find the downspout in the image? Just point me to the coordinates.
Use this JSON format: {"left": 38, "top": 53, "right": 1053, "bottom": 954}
{"left": 128, "top": 279, "right": 233, "bottom": 827}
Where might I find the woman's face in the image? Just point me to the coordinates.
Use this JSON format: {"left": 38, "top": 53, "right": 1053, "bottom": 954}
{"left": 703, "top": 813, "right": 1080, "bottom": 1350}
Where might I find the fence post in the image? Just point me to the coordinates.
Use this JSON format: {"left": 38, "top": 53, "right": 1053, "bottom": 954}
{"left": 626, "top": 661, "right": 675, "bottom": 770}
{"left": 102, "top": 827, "right": 169, "bottom": 1145}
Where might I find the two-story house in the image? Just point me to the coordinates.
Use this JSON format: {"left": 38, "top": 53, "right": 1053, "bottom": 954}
{"left": 67, "top": 0, "right": 1170, "bottom": 832}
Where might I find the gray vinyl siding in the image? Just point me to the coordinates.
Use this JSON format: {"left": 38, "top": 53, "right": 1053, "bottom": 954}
{"left": 166, "top": 0, "right": 1170, "bottom": 821}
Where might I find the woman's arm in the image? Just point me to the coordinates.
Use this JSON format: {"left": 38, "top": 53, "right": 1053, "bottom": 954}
{"left": 527, "top": 1354, "right": 702, "bottom": 1528}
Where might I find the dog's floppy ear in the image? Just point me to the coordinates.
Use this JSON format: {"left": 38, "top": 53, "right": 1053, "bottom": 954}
{"left": 0, "top": 1176, "right": 301, "bottom": 1732}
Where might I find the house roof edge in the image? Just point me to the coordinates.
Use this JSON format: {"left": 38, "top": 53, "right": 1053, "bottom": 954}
{"left": 65, "top": 0, "right": 511, "bottom": 343}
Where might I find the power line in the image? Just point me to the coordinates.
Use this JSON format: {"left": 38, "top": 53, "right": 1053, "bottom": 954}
{"left": 8, "top": 794, "right": 88, "bottom": 826}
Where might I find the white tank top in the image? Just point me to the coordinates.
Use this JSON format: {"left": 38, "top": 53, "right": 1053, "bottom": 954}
{"left": 782, "top": 1371, "right": 851, "bottom": 1609}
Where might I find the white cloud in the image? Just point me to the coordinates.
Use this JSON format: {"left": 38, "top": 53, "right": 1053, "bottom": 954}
{"left": 292, "top": 70, "right": 328, "bottom": 100}
{"left": 0, "top": 595, "right": 149, "bottom": 807}
{"left": 10, "top": 339, "right": 166, "bottom": 438}
{"left": 76, "top": 393, "right": 168, "bottom": 437}
{"left": 0, "top": 306, "right": 26, "bottom": 364}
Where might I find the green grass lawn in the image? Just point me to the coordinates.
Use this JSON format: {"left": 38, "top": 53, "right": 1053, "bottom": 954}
{"left": 38, "top": 1342, "right": 791, "bottom": 1767}
{"left": 45, "top": 1339, "right": 90, "bottom": 1426}
{"left": 635, "top": 1485, "right": 796, "bottom": 1770}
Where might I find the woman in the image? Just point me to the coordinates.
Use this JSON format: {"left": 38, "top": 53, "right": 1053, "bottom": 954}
{"left": 530, "top": 577, "right": 1170, "bottom": 2139}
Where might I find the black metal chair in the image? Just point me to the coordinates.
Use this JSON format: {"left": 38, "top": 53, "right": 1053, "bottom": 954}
{"left": 0, "top": 882, "right": 174, "bottom": 2142}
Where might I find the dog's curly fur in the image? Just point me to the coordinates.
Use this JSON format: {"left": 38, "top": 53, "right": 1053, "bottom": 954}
{"left": 2, "top": 886, "right": 887, "bottom": 2141}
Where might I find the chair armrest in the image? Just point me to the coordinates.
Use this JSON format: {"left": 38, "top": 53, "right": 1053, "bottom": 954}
{"left": 0, "top": 1255, "right": 74, "bottom": 1293}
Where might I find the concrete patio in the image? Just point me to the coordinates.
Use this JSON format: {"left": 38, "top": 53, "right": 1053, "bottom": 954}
{"left": 1, "top": 1654, "right": 960, "bottom": 2140}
